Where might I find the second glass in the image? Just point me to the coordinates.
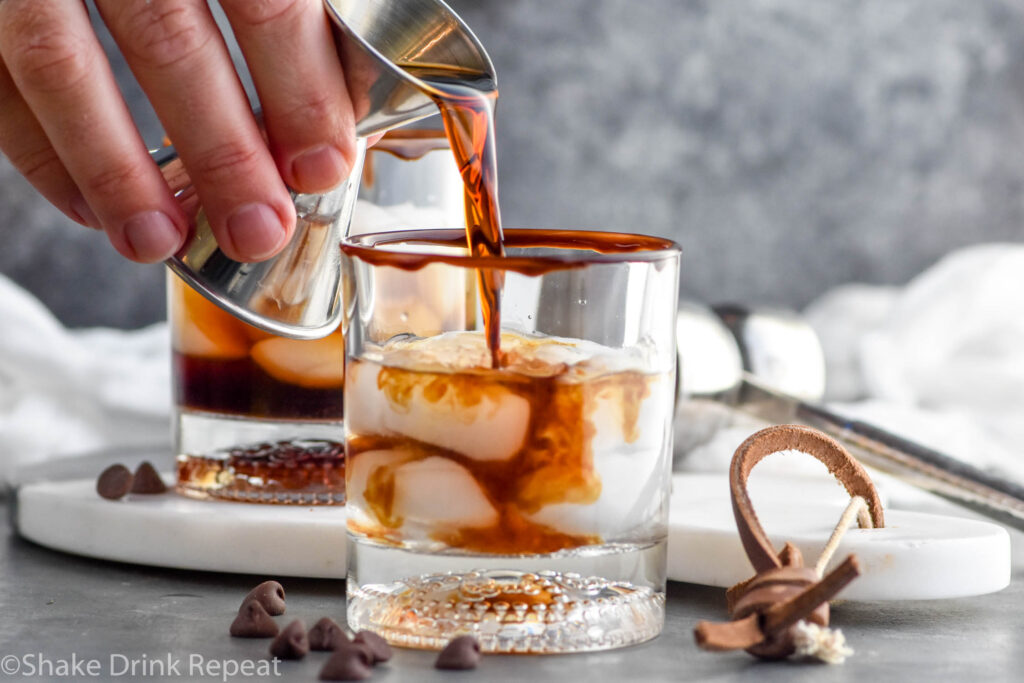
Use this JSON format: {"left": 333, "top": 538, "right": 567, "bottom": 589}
{"left": 171, "top": 128, "right": 463, "bottom": 504}
{"left": 169, "top": 274, "right": 347, "bottom": 504}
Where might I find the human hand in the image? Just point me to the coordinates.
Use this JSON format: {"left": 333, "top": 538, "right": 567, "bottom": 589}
{"left": 0, "top": 0, "right": 358, "bottom": 263}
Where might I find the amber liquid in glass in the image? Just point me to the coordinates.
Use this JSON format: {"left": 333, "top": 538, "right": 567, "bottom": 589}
{"left": 402, "top": 63, "right": 505, "bottom": 367}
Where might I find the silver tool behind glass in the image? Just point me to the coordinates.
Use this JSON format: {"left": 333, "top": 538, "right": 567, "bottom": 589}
{"left": 676, "top": 303, "right": 1024, "bottom": 531}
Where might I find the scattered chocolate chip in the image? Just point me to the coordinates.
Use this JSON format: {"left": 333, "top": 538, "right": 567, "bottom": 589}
{"left": 319, "top": 645, "right": 373, "bottom": 681}
{"left": 230, "top": 599, "right": 279, "bottom": 638}
{"left": 352, "top": 630, "right": 392, "bottom": 664}
{"left": 435, "top": 635, "right": 481, "bottom": 670}
{"left": 96, "top": 464, "right": 133, "bottom": 500}
{"left": 269, "top": 619, "right": 309, "bottom": 660}
{"left": 243, "top": 580, "right": 286, "bottom": 616}
{"left": 309, "top": 617, "right": 347, "bottom": 651}
{"left": 130, "top": 461, "right": 167, "bottom": 494}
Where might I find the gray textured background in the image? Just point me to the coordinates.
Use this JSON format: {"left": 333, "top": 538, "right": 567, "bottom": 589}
{"left": 2, "top": 0, "right": 1024, "bottom": 328}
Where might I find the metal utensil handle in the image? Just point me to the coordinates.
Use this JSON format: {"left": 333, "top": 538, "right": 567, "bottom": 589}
{"left": 797, "top": 403, "right": 1024, "bottom": 531}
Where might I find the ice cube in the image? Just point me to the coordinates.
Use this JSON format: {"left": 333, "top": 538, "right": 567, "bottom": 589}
{"left": 345, "top": 449, "right": 411, "bottom": 528}
{"left": 392, "top": 457, "right": 498, "bottom": 528}
{"left": 347, "top": 450, "right": 498, "bottom": 531}
{"left": 348, "top": 449, "right": 404, "bottom": 500}
{"left": 170, "top": 281, "right": 250, "bottom": 359}
{"left": 346, "top": 360, "right": 530, "bottom": 462}
{"left": 250, "top": 330, "right": 344, "bottom": 389}
{"left": 526, "top": 377, "right": 673, "bottom": 538}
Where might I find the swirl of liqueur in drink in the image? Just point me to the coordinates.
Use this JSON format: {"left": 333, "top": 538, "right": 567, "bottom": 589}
{"left": 401, "top": 63, "right": 505, "bottom": 368}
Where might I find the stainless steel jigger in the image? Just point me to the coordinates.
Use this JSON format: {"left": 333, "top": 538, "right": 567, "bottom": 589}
{"left": 158, "top": 0, "right": 495, "bottom": 339}
{"left": 676, "top": 303, "right": 1024, "bottom": 531}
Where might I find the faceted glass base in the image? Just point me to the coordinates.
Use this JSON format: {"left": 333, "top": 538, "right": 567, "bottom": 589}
{"left": 175, "top": 444, "right": 345, "bottom": 504}
{"left": 347, "top": 568, "right": 665, "bottom": 653}
{"left": 174, "top": 410, "right": 345, "bottom": 505}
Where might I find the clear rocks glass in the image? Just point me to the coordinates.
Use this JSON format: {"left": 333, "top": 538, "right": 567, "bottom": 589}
{"left": 341, "top": 228, "right": 681, "bottom": 652}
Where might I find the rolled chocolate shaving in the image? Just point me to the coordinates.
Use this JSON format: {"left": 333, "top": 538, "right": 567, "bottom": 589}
{"left": 730, "top": 425, "right": 884, "bottom": 573}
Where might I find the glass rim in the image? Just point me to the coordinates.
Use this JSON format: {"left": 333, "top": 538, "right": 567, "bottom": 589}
{"left": 342, "top": 228, "right": 682, "bottom": 274}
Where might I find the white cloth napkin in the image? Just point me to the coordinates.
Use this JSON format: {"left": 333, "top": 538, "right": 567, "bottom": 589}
{"left": 0, "top": 274, "right": 171, "bottom": 483}
{"left": 806, "top": 243, "right": 1024, "bottom": 483}
{"left": 682, "top": 243, "right": 1024, "bottom": 509}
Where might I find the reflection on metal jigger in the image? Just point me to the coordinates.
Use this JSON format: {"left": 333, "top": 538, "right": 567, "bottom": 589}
{"left": 158, "top": 0, "right": 496, "bottom": 339}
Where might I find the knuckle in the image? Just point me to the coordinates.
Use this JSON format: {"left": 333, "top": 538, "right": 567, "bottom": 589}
{"left": 116, "top": 2, "right": 212, "bottom": 70}
{"left": 9, "top": 144, "right": 64, "bottom": 183}
{"left": 222, "top": 0, "right": 305, "bottom": 28}
{"left": 1, "top": 15, "right": 93, "bottom": 94}
{"left": 190, "top": 141, "right": 264, "bottom": 184}
{"left": 270, "top": 92, "right": 356, "bottom": 167}
{"left": 280, "top": 91, "right": 338, "bottom": 130}
{"left": 82, "top": 158, "right": 152, "bottom": 202}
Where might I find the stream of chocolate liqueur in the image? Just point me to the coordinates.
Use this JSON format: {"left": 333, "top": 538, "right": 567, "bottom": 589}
{"left": 401, "top": 63, "right": 505, "bottom": 368}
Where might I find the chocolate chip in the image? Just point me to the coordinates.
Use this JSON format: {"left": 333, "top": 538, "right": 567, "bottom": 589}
{"left": 96, "top": 464, "right": 133, "bottom": 500}
{"left": 130, "top": 461, "right": 167, "bottom": 494}
{"left": 269, "top": 620, "right": 308, "bottom": 660}
{"left": 309, "top": 617, "right": 347, "bottom": 651}
{"left": 319, "top": 645, "right": 373, "bottom": 681}
{"left": 243, "top": 580, "right": 286, "bottom": 616}
{"left": 229, "top": 599, "right": 279, "bottom": 638}
{"left": 352, "top": 630, "right": 392, "bottom": 664}
{"left": 435, "top": 635, "right": 481, "bottom": 670}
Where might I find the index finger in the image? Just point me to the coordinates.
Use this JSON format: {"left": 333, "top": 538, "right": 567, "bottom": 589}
{"left": 0, "top": 0, "right": 189, "bottom": 262}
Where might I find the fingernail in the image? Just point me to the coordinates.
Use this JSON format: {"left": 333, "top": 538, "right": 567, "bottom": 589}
{"left": 70, "top": 195, "right": 100, "bottom": 230}
{"left": 291, "top": 145, "right": 347, "bottom": 192}
{"left": 226, "top": 203, "right": 287, "bottom": 261}
{"left": 123, "top": 211, "right": 183, "bottom": 262}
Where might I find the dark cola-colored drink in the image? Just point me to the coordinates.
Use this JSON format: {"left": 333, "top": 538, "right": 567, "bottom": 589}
{"left": 170, "top": 276, "right": 345, "bottom": 504}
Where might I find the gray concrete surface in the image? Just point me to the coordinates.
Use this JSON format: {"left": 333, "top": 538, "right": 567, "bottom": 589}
{"left": 1, "top": 496, "right": 1021, "bottom": 682}
{"left": 3, "top": 1, "right": 1024, "bottom": 328}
